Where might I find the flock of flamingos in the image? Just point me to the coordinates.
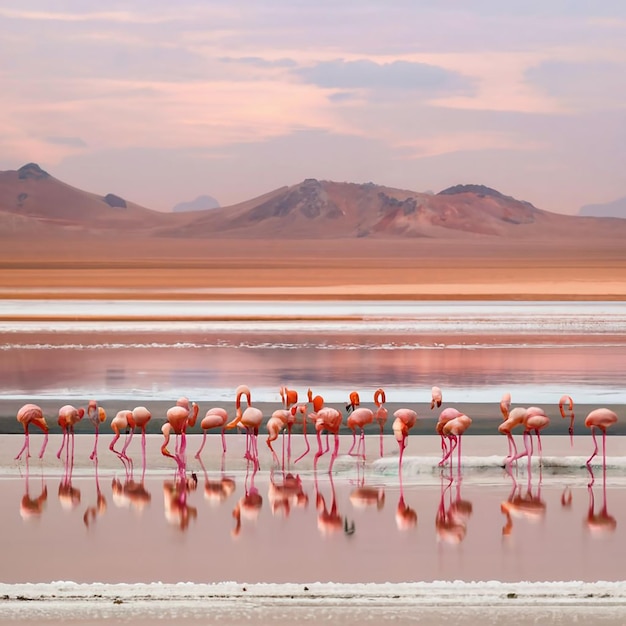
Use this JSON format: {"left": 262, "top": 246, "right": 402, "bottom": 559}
{"left": 13, "top": 384, "right": 619, "bottom": 477}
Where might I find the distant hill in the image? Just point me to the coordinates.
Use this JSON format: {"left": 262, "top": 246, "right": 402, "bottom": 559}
{"left": 579, "top": 196, "right": 626, "bottom": 218}
{"left": 3, "top": 163, "right": 626, "bottom": 243}
{"left": 172, "top": 194, "right": 220, "bottom": 213}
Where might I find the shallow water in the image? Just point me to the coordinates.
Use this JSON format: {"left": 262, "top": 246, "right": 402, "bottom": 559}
{"left": 1, "top": 298, "right": 626, "bottom": 615}
{"left": 2, "top": 300, "right": 626, "bottom": 406}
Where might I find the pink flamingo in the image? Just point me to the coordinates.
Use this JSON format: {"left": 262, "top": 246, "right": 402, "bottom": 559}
{"left": 439, "top": 413, "right": 472, "bottom": 472}
{"left": 346, "top": 391, "right": 374, "bottom": 459}
{"left": 266, "top": 404, "right": 306, "bottom": 467}
{"left": 294, "top": 389, "right": 325, "bottom": 464}
{"left": 15, "top": 404, "right": 49, "bottom": 461}
{"left": 431, "top": 386, "right": 442, "bottom": 410}
{"left": 124, "top": 406, "right": 152, "bottom": 477}
{"left": 279, "top": 386, "right": 298, "bottom": 409}
{"left": 225, "top": 384, "right": 264, "bottom": 469}
{"left": 312, "top": 406, "right": 343, "bottom": 472}
{"left": 373, "top": 388, "right": 388, "bottom": 456}
{"left": 392, "top": 407, "right": 418, "bottom": 471}
{"left": 510, "top": 406, "right": 550, "bottom": 467}
{"left": 559, "top": 394, "right": 575, "bottom": 446}
{"left": 87, "top": 400, "right": 107, "bottom": 461}
{"left": 109, "top": 410, "right": 135, "bottom": 472}
{"left": 436, "top": 407, "right": 463, "bottom": 462}
{"left": 195, "top": 407, "right": 229, "bottom": 458}
{"left": 585, "top": 408, "right": 618, "bottom": 469}
{"left": 56, "top": 404, "right": 85, "bottom": 460}
{"left": 161, "top": 398, "right": 199, "bottom": 472}
{"left": 498, "top": 406, "right": 527, "bottom": 467}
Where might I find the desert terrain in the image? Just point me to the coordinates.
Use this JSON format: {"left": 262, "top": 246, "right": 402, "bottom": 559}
{"left": 1, "top": 236, "right": 626, "bottom": 302}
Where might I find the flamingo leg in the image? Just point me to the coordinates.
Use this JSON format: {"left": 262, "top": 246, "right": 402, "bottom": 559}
{"left": 295, "top": 426, "right": 310, "bottom": 464}
{"left": 221, "top": 428, "right": 227, "bottom": 454}
{"left": 587, "top": 426, "right": 599, "bottom": 467}
{"left": 90, "top": 424, "right": 100, "bottom": 461}
{"left": 15, "top": 428, "right": 30, "bottom": 461}
{"left": 195, "top": 431, "right": 208, "bottom": 459}
{"left": 56, "top": 428, "right": 67, "bottom": 460}
{"left": 379, "top": 424, "right": 384, "bottom": 458}
{"left": 328, "top": 434, "right": 340, "bottom": 474}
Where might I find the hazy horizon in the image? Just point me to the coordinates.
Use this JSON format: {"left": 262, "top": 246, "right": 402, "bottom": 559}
{"left": 1, "top": 2, "right": 624, "bottom": 214}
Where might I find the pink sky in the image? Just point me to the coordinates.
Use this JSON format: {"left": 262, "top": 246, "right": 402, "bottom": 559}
{"left": 1, "top": 1, "right": 625, "bottom": 214}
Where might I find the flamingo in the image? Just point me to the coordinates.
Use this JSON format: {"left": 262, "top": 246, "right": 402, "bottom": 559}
{"left": 392, "top": 407, "right": 418, "bottom": 471}
{"left": 585, "top": 408, "right": 618, "bottom": 469}
{"left": 436, "top": 407, "right": 463, "bottom": 463}
{"left": 510, "top": 406, "right": 550, "bottom": 467}
{"left": 56, "top": 404, "right": 85, "bottom": 461}
{"left": 498, "top": 406, "right": 527, "bottom": 467}
{"left": 559, "top": 394, "right": 575, "bottom": 446}
{"left": 225, "top": 384, "right": 264, "bottom": 469}
{"left": 109, "top": 410, "right": 135, "bottom": 472}
{"left": 312, "top": 406, "right": 343, "bottom": 472}
{"left": 431, "top": 386, "right": 442, "bottom": 410}
{"left": 279, "top": 385, "right": 298, "bottom": 409}
{"left": 15, "top": 404, "right": 49, "bottom": 461}
{"left": 195, "top": 407, "right": 229, "bottom": 459}
{"left": 87, "top": 400, "right": 107, "bottom": 461}
{"left": 373, "top": 388, "right": 388, "bottom": 456}
{"left": 266, "top": 412, "right": 287, "bottom": 466}
{"left": 439, "top": 413, "right": 472, "bottom": 472}
{"left": 125, "top": 406, "right": 152, "bottom": 477}
{"left": 294, "top": 389, "right": 325, "bottom": 464}
{"left": 266, "top": 404, "right": 306, "bottom": 467}
{"left": 160, "top": 398, "right": 199, "bottom": 473}
{"left": 346, "top": 391, "right": 373, "bottom": 459}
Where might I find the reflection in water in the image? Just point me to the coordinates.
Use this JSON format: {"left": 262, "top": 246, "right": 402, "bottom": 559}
{"left": 83, "top": 457, "right": 107, "bottom": 527}
{"left": 232, "top": 463, "right": 262, "bottom": 537}
{"left": 396, "top": 462, "right": 417, "bottom": 531}
{"left": 197, "top": 456, "right": 236, "bottom": 505}
{"left": 349, "top": 463, "right": 385, "bottom": 511}
{"left": 268, "top": 470, "right": 308, "bottom": 516}
{"left": 586, "top": 465, "right": 617, "bottom": 535}
{"left": 163, "top": 472, "right": 198, "bottom": 531}
{"left": 20, "top": 463, "right": 47, "bottom": 520}
{"left": 436, "top": 475, "right": 474, "bottom": 544}
{"left": 58, "top": 426, "right": 81, "bottom": 510}
{"left": 315, "top": 471, "right": 350, "bottom": 536}
{"left": 501, "top": 467, "right": 546, "bottom": 537}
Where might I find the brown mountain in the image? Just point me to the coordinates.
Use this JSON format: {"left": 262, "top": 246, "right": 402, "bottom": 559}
{"left": 2, "top": 163, "right": 626, "bottom": 242}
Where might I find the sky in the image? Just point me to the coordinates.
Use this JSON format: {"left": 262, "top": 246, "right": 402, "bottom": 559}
{"left": 1, "top": 1, "right": 625, "bottom": 214}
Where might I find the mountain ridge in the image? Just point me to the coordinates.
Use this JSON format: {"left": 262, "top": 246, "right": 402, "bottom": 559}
{"left": 2, "top": 163, "right": 626, "bottom": 241}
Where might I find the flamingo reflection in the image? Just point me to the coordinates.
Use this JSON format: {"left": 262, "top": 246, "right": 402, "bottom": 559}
{"left": 163, "top": 473, "right": 198, "bottom": 531}
{"left": 435, "top": 476, "right": 473, "bottom": 544}
{"left": 500, "top": 468, "right": 545, "bottom": 537}
{"left": 197, "top": 456, "right": 236, "bottom": 506}
{"left": 268, "top": 470, "right": 308, "bottom": 516}
{"left": 314, "top": 471, "right": 354, "bottom": 536}
{"left": 395, "top": 458, "right": 417, "bottom": 530}
{"left": 20, "top": 464, "right": 47, "bottom": 520}
{"left": 83, "top": 457, "right": 107, "bottom": 528}
{"left": 585, "top": 464, "right": 617, "bottom": 535}
{"left": 232, "top": 463, "right": 262, "bottom": 537}
{"left": 349, "top": 463, "right": 385, "bottom": 511}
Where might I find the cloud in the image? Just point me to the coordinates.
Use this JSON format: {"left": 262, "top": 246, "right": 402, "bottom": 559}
{"left": 295, "top": 59, "right": 474, "bottom": 95}
{"left": 44, "top": 136, "right": 87, "bottom": 148}
{"left": 526, "top": 60, "right": 626, "bottom": 111}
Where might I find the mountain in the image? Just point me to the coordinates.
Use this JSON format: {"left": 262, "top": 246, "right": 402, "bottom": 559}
{"left": 2, "top": 163, "right": 626, "bottom": 242}
{"left": 0, "top": 163, "right": 170, "bottom": 235}
{"left": 579, "top": 196, "right": 626, "bottom": 218}
{"left": 172, "top": 194, "right": 220, "bottom": 213}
